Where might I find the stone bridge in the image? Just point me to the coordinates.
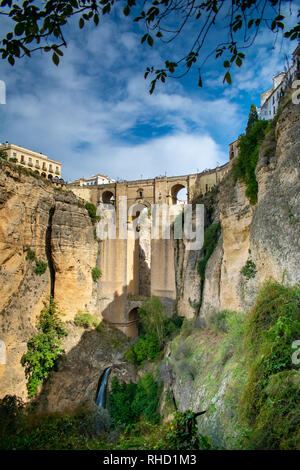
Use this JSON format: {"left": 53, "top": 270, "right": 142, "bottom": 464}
{"left": 69, "top": 164, "right": 230, "bottom": 337}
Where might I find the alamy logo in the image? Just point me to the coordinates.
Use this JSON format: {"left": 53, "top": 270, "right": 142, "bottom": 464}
{"left": 292, "top": 80, "right": 300, "bottom": 105}
{"left": 0, "top": 80, "right": 6, "bottom": 104}
{"left": 0, "top": 340, "right": 6, "bottom": 365}
{"left": 95, "top": 198, "right": 204, "bottom": 251}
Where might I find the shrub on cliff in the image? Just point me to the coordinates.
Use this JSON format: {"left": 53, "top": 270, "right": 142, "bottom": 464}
{"left": 233, "top": 119, "right": 270, "bottom": 205}
{"left": 74, "top": 311, "right": 100, "bottom": 329}
{"left": 85, "top": 202, "right": 100, "bottom": 225}
{"left": 239, "top": 281, "right": 300, "bottom": 449}
{"left": 197, "top": 222, "right": 221, "bottom": 280}
{"left": 92, "top": 266, "right": 102, "bottom": 282}
{"left": 21, "top": 298, "right": 68, "bottom": 397}
{"left": 34, "top": 260, "right": 48, "bottom": 275}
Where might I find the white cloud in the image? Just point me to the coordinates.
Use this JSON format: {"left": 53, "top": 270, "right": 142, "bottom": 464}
{"left": 1, "top": 8, "right": 296, "bottom": 183}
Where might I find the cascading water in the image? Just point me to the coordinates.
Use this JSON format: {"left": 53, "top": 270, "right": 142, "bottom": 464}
{"left": 95, "top": 367, "right": 111, "bottom": 408}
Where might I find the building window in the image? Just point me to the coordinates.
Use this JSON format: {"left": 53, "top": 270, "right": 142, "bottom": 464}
{"left": 21, "top": 155, "right": 25, "bottom": 163}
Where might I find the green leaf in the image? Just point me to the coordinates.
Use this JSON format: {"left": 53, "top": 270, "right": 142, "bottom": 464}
{"left": 236, "top": 57, "right": 242, "bottom": 67}
{"left": 52, "top": 52, "right": 59, "bottom": 66}
{"left": 8, "top": 55, "right": 15, "bottom": 66}
{"left": 223, "top": 71, "right": 232, "bottom": 85}
{"left": 198, "top": 75, "right": 203, "bottom": 88}
{"left": 223, "top": 60, "right": 230, "bottom": 68}
{"left": 14, "top": 23, "right": 25, "bottom": 36}
{"left": 79, "top": 18, "right": 84, "bottom": 29}
{"left": 93, "top": 13, "right": 99, "bottom": 25}
{"left": 123, "top": 5, "right": 130, "bottom": 16}
{"left": 147, "top": 35, "right": 153, "bottom": 47}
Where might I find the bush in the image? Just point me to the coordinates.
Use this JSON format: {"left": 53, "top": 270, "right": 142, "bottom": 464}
{"left": 74, "top": 312, "right": 100, "bottom": 329}
{"left": 161, "top": 410, "right": 211, "bottom": 450}
{"left": 108, "top": 374, "right": 161, "bottom": 427}
{"left": 124, "top": 334, "right": 161, "bottom": 365}
{"left": 85, "top": 202, "right": 100, "bottom": 225}
{"left": 218, "top": 311, "right": 246, "bottom": 363}
{"left": 0, "top": 149, "right": 7, "bottom": 160}
{"left": 92, "top": 266, "right": 102, "bottom": 282}
{"left": 239, "top": 281, "right": 300, "bottom": 449}
{"left": 207, "top": 310, "right": 232, "bottom": 333}
{"left": 0, "top": 399, "right": 111, "bottom": 450}
{"left": 9, "top": 157, "right": 18, "bottom": 162}
{"left": 138, "top": 296, "right": 168, "bottom": 347}
{"left": 197, "top": 222, "right": 221, "bottom": 280}
{"left": 21, "top": 298, "right": 67, "bottom": 397}
{"left": 241, "top": 259, "right": 257, "bottom": 280}
{"left": 233, "top": 120, "right": 270, "bottom": 205}
{"left": 34, "top": 260, "right": 48, "bottom": 275}
{"left": 26, "top": 249, "right": 36, "bottom": 261}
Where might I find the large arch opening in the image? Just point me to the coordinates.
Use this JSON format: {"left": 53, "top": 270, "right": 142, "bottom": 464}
{"left": 102, "top": 190, "right": 115, "bottom": 204}
{"left": 171, "top": 184, "right": 187, "bottom": 205}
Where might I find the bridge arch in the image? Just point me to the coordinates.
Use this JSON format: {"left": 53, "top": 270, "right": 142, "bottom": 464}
{"left": 170, "top": 183, "right": 187, "bottom": 205}
{"left": 102, "top": 190, "right": 115, "bottom": 204}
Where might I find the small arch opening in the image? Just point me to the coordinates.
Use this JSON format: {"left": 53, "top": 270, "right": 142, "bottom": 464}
{"left": 102, "top": 190, "right": 115, "bottom": 204}
{"left": 171, "top": 184, "right": 187, "bottom": 205}
{"left": 127, "top": 307, "right": 139, "bottom": 338}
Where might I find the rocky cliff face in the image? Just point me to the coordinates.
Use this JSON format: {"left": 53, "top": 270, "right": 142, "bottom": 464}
{"left": 0, "top": 163, "right": 98, "bottom": 400}
{"left": 169, "top": 98, "right": 300, "bottom": 447}
{"left": 176, "top": 98, "right": 300, "bottom": 320}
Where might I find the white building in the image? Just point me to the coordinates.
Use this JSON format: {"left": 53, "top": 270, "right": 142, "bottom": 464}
{"left": 72, "top": 174, "right": 115, "bottom": 186}
{"left": 0, "top": 142, "right": 62, "bottom": 181}
{"left": 258, "top": 45, "right": 300, "bottom": 120}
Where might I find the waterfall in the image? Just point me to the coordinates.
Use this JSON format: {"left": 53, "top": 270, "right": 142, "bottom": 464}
{"left": 95, "top": 367, "right": 111, "bottom": 408}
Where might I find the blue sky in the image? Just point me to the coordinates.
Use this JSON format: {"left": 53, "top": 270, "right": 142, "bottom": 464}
{"left": 0, "top": 3, "right": 298, "bottom": 182}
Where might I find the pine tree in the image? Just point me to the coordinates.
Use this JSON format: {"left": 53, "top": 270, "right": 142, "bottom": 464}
{"left": 246, "top": 104, "right": 259, "bottom": 134}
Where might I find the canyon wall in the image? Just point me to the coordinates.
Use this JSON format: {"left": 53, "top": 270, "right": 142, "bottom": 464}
{"left": 0, "top": 164, "right": 98, "bottom": 399}
{"left": 176, "top": 98, "right": 300, "bottom": 321}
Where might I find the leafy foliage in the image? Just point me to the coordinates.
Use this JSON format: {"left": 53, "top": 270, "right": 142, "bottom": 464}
{"left": 162, "top": 410, "right": 211, "bottom": 450}
{"left": 34, "top": 259, "right": 48, "bottom": 275}
{"left": 25, "top": 249, "right": 36, "bottom": 261}
{"left": 108, "top": 374, "right": 161, "bottom": 426}
{"left": 233, "top": 119, "right": 270, "bottom": 204}
{"left": 21, "top": 298, "right": 67, "bottom": 397}
{"left": 0, "top": 149, "right": 7, "bottom": 160}
{"left": 124, "top": 333, "right": 161, "bottom": 364}
{"left": 0, "top": 1, "right": 298, "bottom": 92}
{"left": 92, "top": 266, "right": 102, "bottom": 282}
{"left": 241, "top": 259, "right": 257, "bottom": 280}
{"left": 239, "top": 281, "right": 300, "bottom": 449}
{"left": 246, "top": 104, "right": 259, "bottom": 134}
{"left": 85, "top": 202, "right": 100, "bottom": 225}
{"left": 74, "top": 311, "right": 100, "bottom": 329}
{"left": 197, "top": 222, "right": 221, "bottom": 280}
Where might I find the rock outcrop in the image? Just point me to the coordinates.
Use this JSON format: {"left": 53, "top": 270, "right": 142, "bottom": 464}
{"left": 0, "top": 163, "right": 98, "bottom": 400}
